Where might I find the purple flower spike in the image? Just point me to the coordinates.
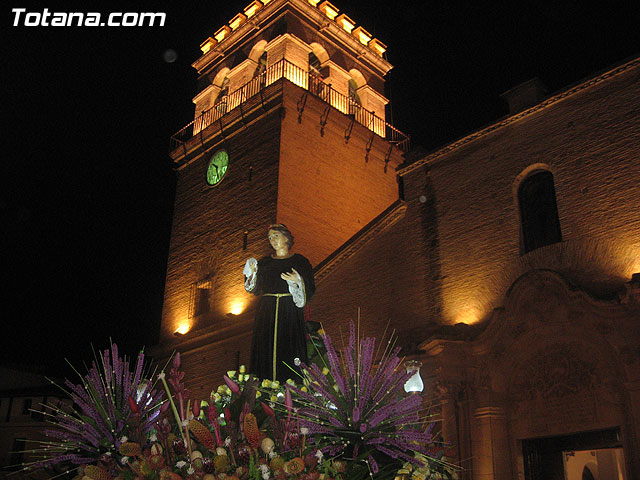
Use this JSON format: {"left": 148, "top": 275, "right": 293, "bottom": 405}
{"left": 288, "top": 321, "right": 448, "bottom": 475}
{"left": 368, "top": 455, "right": 379, "bottom": 474}
{"left": 32, "top": 344, "right": 163, "bottom": 473}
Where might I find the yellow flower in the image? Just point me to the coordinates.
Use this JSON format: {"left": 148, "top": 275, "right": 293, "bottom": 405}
{"left": 213, "top": 393, "right": 221, "bottom": 402}
{"left": 256, "top": 391, "right": 262, "bottom": 398}
{"left": 227, "top": 370, "right": 236, "bottom": 379}
{"left": 301, "top": 386, "right": 308, "bottom": 392}
{"left": 271, "top": 380, "right": 280, "bottom": 388}
{"left": 270, "top": 395, "right": 278, "bottom": 402}
{"left": 322, "top": 367, "right": 330, "bottom": 375}
{"left": 286, "top": 379, "right": 295, "bottom": 385}
{"left": 270, "top": 456, "right": 285, "bottom": 470}
{"left": 317, "top": 329, "right": 325, "bottom": 335}
{"left": 262, "top": 379, "right": 272, "bottom": 388}
{"left": 239, "top": 365, "right": 246, "bottom": 373}
{"left": 213, "top": 454, "right": 230, "bottom": 473}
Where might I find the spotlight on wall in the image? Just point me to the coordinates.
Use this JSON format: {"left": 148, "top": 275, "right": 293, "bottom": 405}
{"left": 404, "top": 360, "right": 424, "bottom": 393}
{"left": 174, "top": 323, "right": 191, "bottom": 336}
{"left": 229, "top": 300, "right": 245, "bottom": 316}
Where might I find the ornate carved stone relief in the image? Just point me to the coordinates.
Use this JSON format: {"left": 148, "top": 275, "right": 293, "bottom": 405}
{"left": 509, "top": 342, "right": 598, "bottom": 403}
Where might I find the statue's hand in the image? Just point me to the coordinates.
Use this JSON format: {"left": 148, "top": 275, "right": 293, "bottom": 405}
{"left": 281, "top": 268, "right": 299, "bottom": 283}
{"left": 244, "top": 258, "right": 258, "bottom": 278}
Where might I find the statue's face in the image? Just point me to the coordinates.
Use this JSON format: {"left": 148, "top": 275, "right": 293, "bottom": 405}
{"left": 268, "top": 229, "right": 288, "bottom": 251}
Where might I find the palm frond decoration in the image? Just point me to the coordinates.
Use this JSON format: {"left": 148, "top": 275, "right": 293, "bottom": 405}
{"left": 288, "top": 322, "right": 447, "bottom": 479}
{"left": 24, "top": 344, "right": 163, "bottom": 473}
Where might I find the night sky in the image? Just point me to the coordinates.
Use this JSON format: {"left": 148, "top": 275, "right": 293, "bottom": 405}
{"left": 2, "top": 1, "right": 639, "bottom": 377}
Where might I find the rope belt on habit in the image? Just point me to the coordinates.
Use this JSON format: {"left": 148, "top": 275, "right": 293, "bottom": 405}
{"left": 263, "top": 293, "right": 293, "bottom": 381}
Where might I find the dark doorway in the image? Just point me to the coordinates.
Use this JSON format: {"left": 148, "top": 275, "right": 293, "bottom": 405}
{"left": 522, "top": 427, "right": 624, "bottom": 480}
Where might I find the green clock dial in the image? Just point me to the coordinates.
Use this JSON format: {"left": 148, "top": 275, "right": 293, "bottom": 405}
{"left": 206, "top": 150, "right": 229, "bottom": 186}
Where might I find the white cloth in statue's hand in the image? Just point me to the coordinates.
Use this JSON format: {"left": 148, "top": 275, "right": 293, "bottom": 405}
{"left": 286, "top": 271, "right": 306, "bottom": 308}
{"left": 244, "top": 258, "right": 258, "bottom": 292}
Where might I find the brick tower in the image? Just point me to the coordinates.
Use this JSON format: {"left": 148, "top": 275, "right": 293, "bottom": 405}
{"left": 156, "top": 0, "right": 409, "bottom": 393}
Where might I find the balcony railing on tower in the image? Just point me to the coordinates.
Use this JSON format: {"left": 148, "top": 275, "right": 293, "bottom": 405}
{"left": 170, "top": 59, "right": 410, "bottom": 152}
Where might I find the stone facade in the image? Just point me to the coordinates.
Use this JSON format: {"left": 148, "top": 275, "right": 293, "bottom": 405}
{"left": 157, "top": 0, "right": 640, "bottom": 477}
{"left": 310, "top": 58, "right": 640, "bottom": 478}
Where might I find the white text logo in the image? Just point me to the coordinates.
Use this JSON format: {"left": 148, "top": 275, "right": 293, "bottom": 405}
{"left": 12, "top": 8, "right": 166, "bottom": 27}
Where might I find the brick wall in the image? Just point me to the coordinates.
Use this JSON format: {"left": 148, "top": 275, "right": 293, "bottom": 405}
{"left": 160, "top": 109, "right": 282, "bottom": 342}
{"left": 402, "top": 62, "right": 640, "bottom": 326}
{"left": 277, "top": 82, "right": 402, "bottom": 266}
{"left": 312, "top": 61, "right": 639, "bottom": 346}
{"left": 310, "top": 206, "right": 435, "bottom": 350}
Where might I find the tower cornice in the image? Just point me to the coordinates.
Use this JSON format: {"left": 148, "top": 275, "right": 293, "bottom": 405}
{"left": 192, "top": 0, "right": 392, "bottom": 76}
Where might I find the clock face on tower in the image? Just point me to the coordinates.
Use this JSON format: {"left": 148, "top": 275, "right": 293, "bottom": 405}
{"left": 206, "top": 150, "right": 229, "bottom": 186}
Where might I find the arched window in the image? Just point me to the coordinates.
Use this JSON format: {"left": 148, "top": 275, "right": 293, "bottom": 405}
{"left": 518, "top": 170, "right": 562, "bottom": 253}
{"left": 215, "top": 77, "right": 230, "bottom": 114}
{"left": 582, "top": 466, "right": 596, "bottom": 480}
{"left": 309, "top": 52, "right": 322, "bottom": 75}
{"left": 348, "top": 79, "right": 361, "bottom": 116}
{"left": 254, "top": 51, "right": 267, "bottom": 79}
{"left": 309, "top": 52, "right": 324, "bottom": 97}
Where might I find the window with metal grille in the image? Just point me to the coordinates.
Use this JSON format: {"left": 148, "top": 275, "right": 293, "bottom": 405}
{"left": 190, "top": 278, "right": 212, "bottom": 318}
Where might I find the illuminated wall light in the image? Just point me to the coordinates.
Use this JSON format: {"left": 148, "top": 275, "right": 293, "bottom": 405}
{"left": 352, "top": 26, "right": 371, "bottom": 45}
{"left": 229, "top": 13, "right": 247, "bottom": 30}
{"left": 229, "top": 300, "right": 246, "bottom": 316}
{"left": 456, "top": 306, "right": 482, "bottom": 325}
{"left": 175, "top": 322, "right": 191, "bottom": 335}
{"left": 630, "top": 251, "right": 640, "bottom": 276}
{"left": 319, "top": 1, "right": 339, "bottom": 20}
{"left": 244, "top": 1, "right": 262, "bottom": 18}
{"left": 214, "top": 25, "right": 232, "bottom": 43}
{"left": 368, "top": 38, "right": 387, "bottom": 57}
{"left": 336, "top": 13, "right": 355, "bottom": 33}
{"left": 200, "top": 37, "right": 216, "bottom": 54}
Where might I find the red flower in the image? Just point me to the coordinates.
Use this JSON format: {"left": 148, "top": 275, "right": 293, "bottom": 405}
{"left": 261, "top": 401, "right": 275, "bottom": 417}
{"left": 128, "top": 396, "right": 140, "bottom": 415}
{"left": 224, "top": 374, "right": 241, "bottom": 394}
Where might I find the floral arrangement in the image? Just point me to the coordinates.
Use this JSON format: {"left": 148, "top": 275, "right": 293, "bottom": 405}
{"left": 23, "top": 344, "right": 164, "bottom": 472}
{"left": 19, "top": 325, "right": 459, "bottom": 480}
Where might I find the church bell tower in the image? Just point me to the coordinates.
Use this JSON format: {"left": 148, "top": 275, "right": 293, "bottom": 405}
{"left": 158, "top": 0, "right": 409, "bottom": 393}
